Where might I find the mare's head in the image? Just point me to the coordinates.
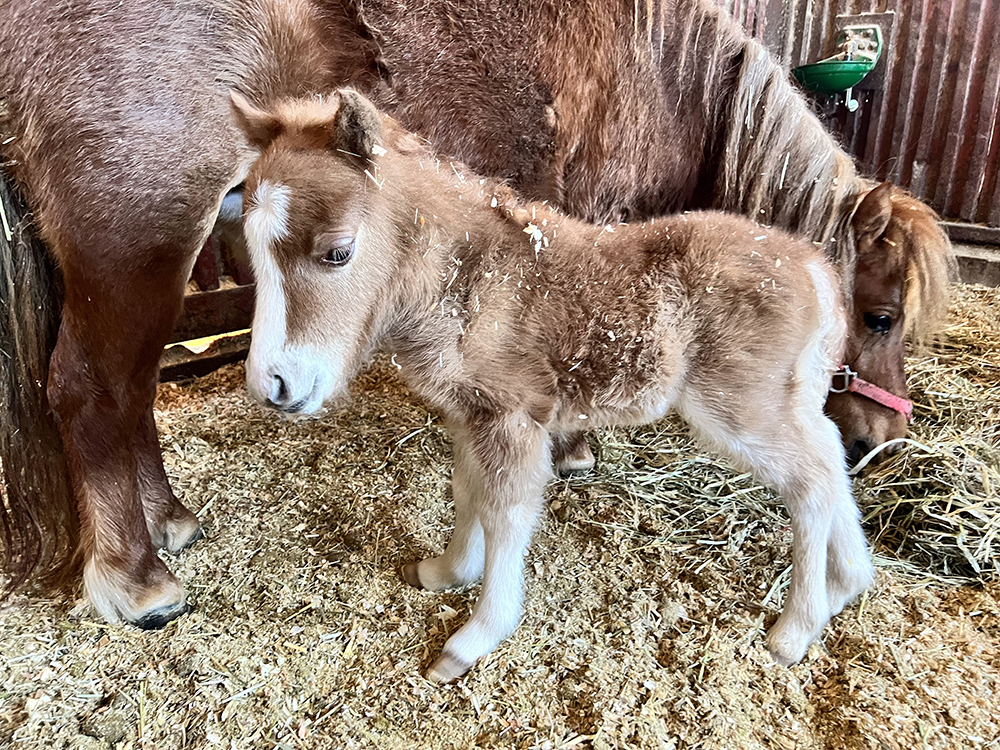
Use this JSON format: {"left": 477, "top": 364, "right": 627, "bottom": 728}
{"left": 231, "top": 89, "right": 399, "bottom": 414}
{"left": 827, "top": 182, "right": 954, "bottom": 465}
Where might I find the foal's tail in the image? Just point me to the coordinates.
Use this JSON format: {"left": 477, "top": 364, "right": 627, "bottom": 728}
{"left": 0, "top": 169, "right": 78, "bottom": 594}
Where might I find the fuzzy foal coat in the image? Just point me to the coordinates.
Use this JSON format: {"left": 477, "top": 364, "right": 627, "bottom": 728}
{"left": 237, "top": 96, "right": 873, "bottom": 681}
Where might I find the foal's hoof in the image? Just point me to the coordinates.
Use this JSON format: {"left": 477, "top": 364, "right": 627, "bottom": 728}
{"left": 767, "top": 646, "right": 799, "bottom": 668}
{"left": 765, "top": 621, "right": 818, "bottom": 667}
{"left": 426, "top": 652, "right": 476, "bottom": 684}
{"left": 400, "top": 562, "right": 424, "bottom": 589}
{"left": 131, "top": 600, "right": 193, "bottom": 630}
{"left": 554, "top": 440, "right": 596, "bottom": 478}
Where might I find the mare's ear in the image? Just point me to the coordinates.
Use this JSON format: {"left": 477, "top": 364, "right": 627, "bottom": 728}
{"left": 230, "top": 90, "right": 282, "bottom": 151}
{"left": 332, "top": 89, "right": 383, "bottom": 163}
{"left": 853, "top": 181, "right": 894, "bottom": 243}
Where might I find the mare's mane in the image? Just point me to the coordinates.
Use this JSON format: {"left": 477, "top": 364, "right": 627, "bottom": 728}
{"left": 645, "top": 0, "right": 952, "bottom": 337}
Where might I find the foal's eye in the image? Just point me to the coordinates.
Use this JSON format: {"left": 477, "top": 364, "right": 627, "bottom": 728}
{"left": 863, "top": 312, "right": 893, "bottom": 335}
{"left": 320, "top": 238, "right": 355, "bottom": 267}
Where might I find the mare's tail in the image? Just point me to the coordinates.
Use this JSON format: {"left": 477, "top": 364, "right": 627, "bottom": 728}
{"left": 0, "top": 168, "right": 78, "bottom": 594}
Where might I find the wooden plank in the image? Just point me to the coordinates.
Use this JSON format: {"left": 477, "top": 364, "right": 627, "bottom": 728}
{"left": 901, "top": 0, "right": 948, "bottom": 193}
{"left": 990, "top": 132, "right": 1000, "bottom": 225}
{"left": 911, "top": 0, "right": 979, "bottom": 204}
{"left": 967, "top": 0, "right": 1000, "bottom": 222}
{"left": 160, "top": 332, "right": 251, "bottom": 382}
{"left": 952, "top": 244, "right": 1000, "bottom": 287}
{"left": 873, "top": 0, "right": 912, "bottom": 181}
{"left": 170, "top": 284, "right": 255, "bottom": 344}
{"left": 947, "top": 0, "right": 999, "bottom": 217}
{"left": 761, "top": 0, "right": 790, "bottom": 62}
{"left": 942, "top": 221, "right": 1000, "bottom": 245}
{"left": 890, "top": 0, "right": 934, "bottom": 188}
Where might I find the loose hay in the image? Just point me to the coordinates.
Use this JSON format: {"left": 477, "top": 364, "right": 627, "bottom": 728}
{"left": 2, "top": 282, "right": 999, "bottom": 749}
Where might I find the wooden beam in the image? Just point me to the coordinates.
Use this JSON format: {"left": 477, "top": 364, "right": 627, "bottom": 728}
{"left": 160, "top": 331, "right": 251, "bottom": 382}
{"left": 170, "top": 284, "right": 255, "bottom": 344}
{"left": 942, "top": 221, "right": 1000, "bottom": 246}
{"left": 953, "top": 243, "right": 1000, "bottom": 288}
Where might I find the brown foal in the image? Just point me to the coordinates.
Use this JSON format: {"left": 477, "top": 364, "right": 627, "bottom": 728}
{"left": 233, "top": 90, "right": 875, "bottom": 683}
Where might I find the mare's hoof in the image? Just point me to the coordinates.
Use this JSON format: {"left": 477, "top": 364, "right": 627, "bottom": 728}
{"left": 426, "top": 652, "right": 475, "bottom": 684}
{"left": 132, "top": 600, "right": 193, "bottom": 630}
{"left": 400, "top": 562, "right": 423, "bottom": 589}
{"left": 160, "top": 508, "right": 205, "bottom": 554}
{"left": 176, "top": 524, "right": 205, "bottom": 552}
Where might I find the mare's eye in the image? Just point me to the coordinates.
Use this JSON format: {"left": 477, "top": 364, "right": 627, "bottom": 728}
{"left": 863, "top": 312, "right": 892, "bottom": 335}
{"left": 320, "top": 238, "right": 355, "bottom": 267}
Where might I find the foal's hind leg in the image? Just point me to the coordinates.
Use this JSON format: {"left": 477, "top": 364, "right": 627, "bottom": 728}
{"left": 551, "top": 431, "right": 595, "bottom": 477}
{"left": 135, "top": 410, "right": 203, "bottom": 553}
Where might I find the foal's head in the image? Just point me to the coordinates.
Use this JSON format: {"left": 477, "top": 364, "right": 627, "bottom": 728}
{"left": 827, "top": 182, "right": 953, "bottom": 464}
{"left": 232, "top": 90, "right": 399, "bottom": 414}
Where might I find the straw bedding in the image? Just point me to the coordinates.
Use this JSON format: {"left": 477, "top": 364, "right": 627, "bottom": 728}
{"left": 1, "top": 283, "right": 998, "bottom": 749}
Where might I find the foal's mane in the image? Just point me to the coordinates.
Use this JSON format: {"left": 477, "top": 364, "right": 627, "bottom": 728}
{"left": 643, "top": 0, "right": 953, "bottom": 338}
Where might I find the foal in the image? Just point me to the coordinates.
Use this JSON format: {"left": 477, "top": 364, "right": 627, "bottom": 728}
{"left": 233, "top": 90, "right": 875, "bottom": 683}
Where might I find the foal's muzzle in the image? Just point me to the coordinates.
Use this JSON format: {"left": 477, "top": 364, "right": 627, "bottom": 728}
{"left": 246, "top": 347, "right": 331, "bottom": 415}
{"left": 265, "top": 374, "right": 311, "bottom": 413}
{"left": 260, "top": 371, "right": 322, "bottom": 414}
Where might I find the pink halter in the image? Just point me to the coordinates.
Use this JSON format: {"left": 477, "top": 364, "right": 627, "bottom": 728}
{"left": 830, "top": 365, "right": 914, "bottom": 423}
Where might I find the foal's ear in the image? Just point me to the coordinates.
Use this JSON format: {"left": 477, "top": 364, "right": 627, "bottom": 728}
{"left": 853, "top": 181, "right": 894, "bottom": 243}
{"left": 230, "top": 91, "right": 282, "bottom": 151}
{"left": 331, "top": 89, "right": 384, "bottom": 164}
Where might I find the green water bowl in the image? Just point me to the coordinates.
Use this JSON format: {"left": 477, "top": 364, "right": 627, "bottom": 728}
{"left": 792, "top": 59, "right": 876, "bottom": 95}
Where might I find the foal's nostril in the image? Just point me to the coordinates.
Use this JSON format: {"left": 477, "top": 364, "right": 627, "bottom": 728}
{"left": 271, "top": 374, "right": 289, "bottom": 406}
{"left": 847, "top": 439, "right": 871, "bottom": 467}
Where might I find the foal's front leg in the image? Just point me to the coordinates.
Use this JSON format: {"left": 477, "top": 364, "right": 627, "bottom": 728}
{"left": 765, "top": 416, "right": 872, "bottom": 664}
{"left": 402, "top": 431, "right": 485, "bottom": 590}
{"left": 425, "top": 417, "right": 552, "bottom": 683}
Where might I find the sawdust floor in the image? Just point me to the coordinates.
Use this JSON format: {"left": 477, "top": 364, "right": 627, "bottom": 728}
{"left": 2, "top": 286, "right": 999, "bottom": 750}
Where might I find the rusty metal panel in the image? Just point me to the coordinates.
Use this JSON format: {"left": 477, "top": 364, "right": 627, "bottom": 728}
{"left": 720, "top": 0, "right": 1000, "bottom": 226}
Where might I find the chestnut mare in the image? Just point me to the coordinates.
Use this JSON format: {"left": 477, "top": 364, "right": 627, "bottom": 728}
{"left": 233, "top": 89, "right": 874, "bottom": 681}
{"left": 0, "top": 0, "right": 950, "bottom": 627}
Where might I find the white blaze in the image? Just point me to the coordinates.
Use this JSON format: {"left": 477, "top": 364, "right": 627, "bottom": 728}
{"left": 243, "top": 180, "right": 291, "bottom": 403}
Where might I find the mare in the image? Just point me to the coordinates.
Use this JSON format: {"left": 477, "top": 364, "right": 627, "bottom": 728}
{"left": 233, "top": 88, "right": 875, "bottom": 682}
{"left": 0, "top": 0, "right": 950, "bottom": 626}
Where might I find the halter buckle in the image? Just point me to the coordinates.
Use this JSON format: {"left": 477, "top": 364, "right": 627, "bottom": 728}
{"left": 830, "top": 365, "right": 857, "bottom": 394}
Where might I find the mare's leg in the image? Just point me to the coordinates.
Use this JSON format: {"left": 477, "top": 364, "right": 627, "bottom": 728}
{"left": 48, "top": 236, "right": 201, "bottom": 628}
{"left": 551, "top": 431, "right": 596, "bottom": 477}
{"left": 401, "top": 430, "right": 485, "bottom": 590}
{"left": 425, "top": 416, "right": 552, "bottom": 683}
{"left": 134, "top": 410, "right": 203, "bottom": 553}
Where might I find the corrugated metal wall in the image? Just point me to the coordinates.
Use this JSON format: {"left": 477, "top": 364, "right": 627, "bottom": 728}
{"left": 718, "top": 0, "right": 1000, "bottom": 226}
